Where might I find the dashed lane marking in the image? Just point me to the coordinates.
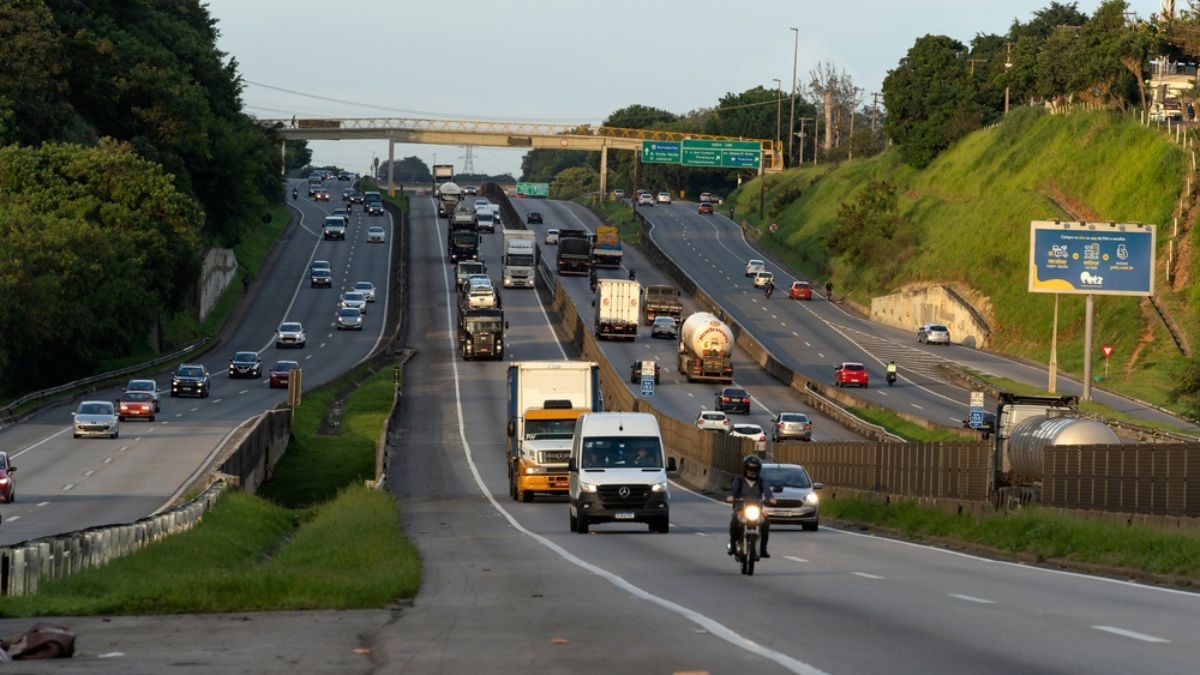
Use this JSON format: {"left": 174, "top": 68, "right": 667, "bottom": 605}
{"left": 851, "top": 572, "right": 884, "bottom": 580}
{"left": 948, "top": 594, "right": 995, "bottom": 604}
{"left": 1091, "top": 626, "right": 1170, "bottom": 643}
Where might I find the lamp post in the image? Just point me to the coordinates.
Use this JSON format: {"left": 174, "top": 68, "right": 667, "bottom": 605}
{"left": 772, "top": 78, "right": 782, "bottom": 158}
{"left": 788, "top": 27, "right": 799, "bottom": 167}
{"left": 1004, "top": 42, "right": 1013, "bottom": 115}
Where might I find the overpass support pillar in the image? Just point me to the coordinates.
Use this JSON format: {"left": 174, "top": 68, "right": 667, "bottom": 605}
{"left": 387, "top": 137, "right": 395, "bottom": 197}
{"left": 599, "top": 145, "right": 608, "bottom": 202}
{"left": 280, "top": 140, "right": 286, "bottom": 177}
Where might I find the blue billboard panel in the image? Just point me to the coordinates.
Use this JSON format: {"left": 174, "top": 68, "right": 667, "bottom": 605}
{"left": 1028, "top": 221, "right": 1155, "bottom": 297}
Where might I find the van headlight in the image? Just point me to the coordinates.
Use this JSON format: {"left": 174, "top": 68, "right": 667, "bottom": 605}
{"left": 650, "top": 481, "right": 667, "bottom": 493}
{"left": 580, "top": 482, "right": 598, "bottom": 493}
{"left": 804, "top": 492, "right": 820, "bottom": 505}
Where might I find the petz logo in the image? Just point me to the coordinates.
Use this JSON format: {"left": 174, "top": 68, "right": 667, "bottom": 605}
{"left": 1048, "top": 245, "right": 1068, "bottom": 258}
{"left": 1116, "top": 244, "right": 1129, "bottom": 261}
{"left": 1079, "top": 271, "right": 1104, "bottom": 286}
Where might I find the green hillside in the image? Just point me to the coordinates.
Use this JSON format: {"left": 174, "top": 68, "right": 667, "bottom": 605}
{"left": 730, "top": 108, "right": 1195, "bottom": 411}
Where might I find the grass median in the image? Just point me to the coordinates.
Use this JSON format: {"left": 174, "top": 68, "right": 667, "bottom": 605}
{"left": 0, "top": 361, "right": 419, "bottom": 616}
{"left": 847, "top": 406, "right": 969, "bottom": 442}
{"left": 821, "top": 496, "right": 1200, "bottom": 584}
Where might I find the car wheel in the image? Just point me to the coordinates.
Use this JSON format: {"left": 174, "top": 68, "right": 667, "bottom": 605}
{"left": 651, "top": 517, "right": 669, "bottom": 534}
{"left": 576, "top": 512, "right": 589, "bottom": 534}
{"left": 170, "top": 391, "right": 178, "bottom": 398}
{"left": 802, "top": 521, "right": 819, "bottom": 532}
{"left": 111, "top": 430, "right": 119, "bottom": 439}
{"left": 73, "top": 433, "right": 80, "bottom": 439}
{"left": 118, "top": 416, "right": 125, "bottom": 422}
{"left": 569, "top": 511, "right": 578, "bottom": 532}
{"left": 149, "top": 416, "right": 156, "bottom": 422}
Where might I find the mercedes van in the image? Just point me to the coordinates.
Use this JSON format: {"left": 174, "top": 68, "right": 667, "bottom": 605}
{"left": 568, "top": 412, "right": 676, "bottom": 534}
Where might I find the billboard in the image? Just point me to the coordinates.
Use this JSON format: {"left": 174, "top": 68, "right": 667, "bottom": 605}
{"left": 1028, "top": 221, "right": 1155, "bottom": 297}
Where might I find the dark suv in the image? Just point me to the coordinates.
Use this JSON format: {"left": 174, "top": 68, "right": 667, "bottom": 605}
{"left": 228, "top": 351, "right": 263, "bottom": 379}
{"left": 171, "top": 363, "right": 210, "bottom": 398}
{"left": 715, "top": 386, "right": 750, "bottom": 414}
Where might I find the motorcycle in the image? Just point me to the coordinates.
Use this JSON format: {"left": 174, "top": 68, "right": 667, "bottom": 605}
{"left": 886, "top": 371, "right": 897, "bottom": 386}
{"left": 731, "top": 499, "right": 766, "bottom": 576}
{"left": 628, "top": 269, "right": 636, "bottom": 281}
{"left": 292, "top": 189, "right": 298, "bottom": 201}
{"left": 764, "top": 284, "right": 774, "bottom": 300}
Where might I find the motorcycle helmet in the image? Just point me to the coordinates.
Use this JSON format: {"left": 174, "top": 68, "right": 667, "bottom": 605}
{"left": 742, "top": 454, "right": 762, "bottom": 479}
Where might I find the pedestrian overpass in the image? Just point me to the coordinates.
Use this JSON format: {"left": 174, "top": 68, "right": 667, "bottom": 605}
{"left": 259, "top": 116, "right": 782, "bottom": 196}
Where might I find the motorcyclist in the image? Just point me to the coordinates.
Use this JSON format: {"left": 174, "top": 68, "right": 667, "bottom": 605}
{"left": 628, "top": 268, "right": 636, "bottom": 281}
{"left": 764, "top": 279, "right": 775, "bottom": 299}
{"left": 292, "top": 187, "right": 298, "bottom": 200}
{"left": 589, "top": 268, "right": 598, "bottom": 292}
{"left": 824, "top": 280, "right": 834, "bottom": 301}
{"left": 726, "top": 455, "right": 775, "bottom": 559}
{"left": 886, "top": 360, "right": 897, "bottom": 380}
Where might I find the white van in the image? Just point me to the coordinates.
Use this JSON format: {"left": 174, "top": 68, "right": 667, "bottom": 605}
{"left": 474, "top": 207, "right": 496, "bottom": 233}
{"left": 568, "top": 412, "right": 676, "bottom": 534}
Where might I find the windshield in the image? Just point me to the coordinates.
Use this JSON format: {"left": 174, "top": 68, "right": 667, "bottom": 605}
{"left": 123, "top": 392, "right": 152, "bottom": 402}
{"left": 581, "top": 436, "right": 663, "bottom": 468}
{"left": 339, "top": 308, "right": 360, "bottom": 317}
{"left": 344, "top": 293, "right": 364, "bottom": 302}
{"left": 476, "top": 212, "right": 493, "bottom": 222}
{"left": 732, "top": 425, "right": 763, "bottom": 436}
{"left": 233, "top": 353, "right": 257, "bottom": 363}
{"left": 506, "top": 254, "right": 534, "bottom": 266}
{"left": 127, "top": 381, "right": 153, "bottom": 391}
{"left": 524, "top": 418, "right": 577, "bottom": 440}
{"left": 79, "top": 402, "right": 113, "bottom": 415}
{"left": 280, "top": 323, "right": 301, "bottom": 332}
{"left": 452, "top": 232, "right": 477, "bottom": 244}
{"left": 355, "top": 283, "right": 373, "bottom": 291}
{"left": 780, "top": 414, "right": 809, "bottom": 424}
{"left": 844, "top": 364, "right": 865, "bottom": 372}
{"left": 762, "top": 467, "right": 813, "bottom": 489}
{"left": 463, "top": 319, "right": 501, "bottom": 333}
{"left": 930, "top": 325, "right": 948, "bottom": 332}
{"left": 178, "top": 366, "right": 204, "bottom": 377}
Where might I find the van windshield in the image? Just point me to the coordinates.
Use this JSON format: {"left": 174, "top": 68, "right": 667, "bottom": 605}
{"left": 581, "top": 437, "right": 662, "bottom": 468}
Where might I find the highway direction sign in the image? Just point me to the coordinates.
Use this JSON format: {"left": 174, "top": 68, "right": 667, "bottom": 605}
{"left": 516, "top": 182, "right": 550, "bottom": 198}
{"left": 681, "top": 139, "right": 761, "bottom": 169}
{"left": 641, "top": 141, "right": 681, "bottom": 164}
{"left": 640, "top": 375, "right": 655, "bottom": 397}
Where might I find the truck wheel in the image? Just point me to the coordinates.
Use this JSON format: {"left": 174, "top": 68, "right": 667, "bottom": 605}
{"left": 521, "top": 489, "right": 534, "bottom": 503}
{"left": 651, "top": 517, "right": 669, "bottom": 534}
{"left": 508, "top": 470, "right": 518, "bottom": 500}
{"left": 569, "top": 511, "right": 578, "bottom": 532}
{"left": 576, "top": 512, "right": 589, "bottom": 534}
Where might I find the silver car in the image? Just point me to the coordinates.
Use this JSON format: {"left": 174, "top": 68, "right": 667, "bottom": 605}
{"left": 353, "top": 281, "right": 376, "bottom": 302}
{"left": 366, "top": 226, "right": 386, "bottom": 243}
{"left": 917, "top": 323, "right": 951, "bottom": 345}
{"left": 340, "top": 291, "right": 367, "bottom": 314}
{"left": 124, "top": 379, "right": 161, "bottom": 412}
{"left": 650, "top": 316, "right": 678, "bottom": 339}
{"left": 275, "top": 322, "right": 306, "bottom": 349}
{"left": 761, "top": 463, "right": 822, "bottom": 531}
{"left": 336, "top": 307, "right": 363, "bottom": 330}
{"left": 73, "top": 400, "right": 119, "bottom": 439}
{"left": 772, "top": 412, "right": 813, "bottom": 442}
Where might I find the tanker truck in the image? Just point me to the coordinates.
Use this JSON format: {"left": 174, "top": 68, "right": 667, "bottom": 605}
{"left": 677, "top": 312, "right": 734, "bottom": 383}
{"left": 437, "top": 181, "right": 463, "bottom": 218}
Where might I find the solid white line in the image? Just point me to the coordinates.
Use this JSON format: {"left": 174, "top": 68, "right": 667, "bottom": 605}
{"left": 851, "top": 572, "right": 884, "bottom": 579}
{"left": 948, "top": 593, "right": 995, "bottom": 605}
{"left": 435, "top": 199, "right": 825, "bottom": 675}
{"left": 695, "top": 532, "right": 710, "bottom": 537}
{"left": 153, "top": 414, "right": 260, "bottom": 515}
{"left": 11, "top": 426, "right": 72, "bottom": 460}
{"left": 103, "top": 458, "right": 113, "bottom": 464}
{"left": 1091, "top": 626, "right": 1170, "bottom": 643}
{"left": 784, "top": 556, "right": 809, "bottom": 563}
{"left": 911, "top": 403, "right": 923, "bottom": 410}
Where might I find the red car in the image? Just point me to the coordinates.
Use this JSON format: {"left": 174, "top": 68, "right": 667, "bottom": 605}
{"left": 789, "top": 281, "right": 812, "bottom": 300}
{"left": 698, "top": 201, "right": 714, "bottom": 214}
{"left": 117, "top": 391, "right": 156, "bottom": 422}
{"left": 0, "top": 452, "right": 16, "bottom": 503}
{"left": 835, "top": 362, "right": 869, "bottom": 388}
{"left": 269, "top": 360, "right": 301, "bottom": 389}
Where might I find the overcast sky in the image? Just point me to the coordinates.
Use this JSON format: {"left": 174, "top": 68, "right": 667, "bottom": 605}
{"left": 204, "top": 0, "right": 1162, "bottom": 179}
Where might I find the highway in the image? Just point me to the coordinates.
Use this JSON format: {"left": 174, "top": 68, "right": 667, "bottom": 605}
{"left": 0, "top": 179, "right": 395, "bottom": 546}
{"left": 634, "top": 201, "right": 1199, "bottom": 433}
{"left": 381, "top": 192, "right": 1200, "bottom": 674}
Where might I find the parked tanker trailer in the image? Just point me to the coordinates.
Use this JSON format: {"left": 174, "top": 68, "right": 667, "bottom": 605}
{"left": 677, "top": 312, "right": 733, "bottom": 383}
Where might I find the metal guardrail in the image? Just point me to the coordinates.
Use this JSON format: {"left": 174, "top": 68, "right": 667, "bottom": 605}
{"left": 0, "top": 338, "right": 209, "bottom": 424}
{"left": 0, "top": 480, "right": 226, "bottom": 596}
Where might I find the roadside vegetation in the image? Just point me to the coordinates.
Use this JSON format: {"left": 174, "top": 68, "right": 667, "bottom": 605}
{"left": 822, "top": 496, "right": 1200, "bottom": 584}
{"left": 594, "top": 200, "right": 643, "bottom": 245}
{"left": 847, "top": 407, "right": 970, "bottom": 442}
{"left": 361, "top": 178, "right": 410, "bottom": 213}
{"left": 0, "top": 362, "right": 419, "bottom": 616}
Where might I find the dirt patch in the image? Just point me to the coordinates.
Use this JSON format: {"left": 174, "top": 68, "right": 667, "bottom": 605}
{"left": 1172, "top": 221, "right": 1194, "bottom": 290}
{"left": 1039, "top": 182, "right": 1101, "bottom": 221}
{"left": 1126, "top": 299, "right": 1158, "bottom": 374}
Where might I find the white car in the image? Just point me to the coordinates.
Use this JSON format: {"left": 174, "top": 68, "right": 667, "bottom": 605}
{"left": 124, "top": 379, "right": 161, "bottom": 412}
{"left": 73, "top": 400, "right": 119, "bottom": 439}
{"left": 745, "top": 259, "right": 765, "bottom": 276}
{"left": 761, "top": 463, "right": 822, "bottom": 530}
{"left": 366, "top": 226, "right": 386, "bottom": 243}
{"left": 353, "top": 281, "right": 376, "bottom": 302}
{"left": 728, "top": 423, "right": 767, "bottom": 454}
{"left": 752, "top": 271, "right": 775, "bottom": 288}
{"left": 340, "top": 291, "right": 368, "bottom": 314}
{"left": 544, "top": 228, "right": 560, "bottom": 245}
{"left": 656, "top": 191, "right": 672, "bottom": 204}
{"left": 637, "top": 193, "right": 654, "bottom": 206}
{"left": 695, "top": 409, "right": 730, "bottom": 431}
{"left": 275, "top": 322, "right": 306, "bottom": 349}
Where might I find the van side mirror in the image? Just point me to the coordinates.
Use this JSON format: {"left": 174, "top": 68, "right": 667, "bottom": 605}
{"left": 567, "top": 458, "right": 577, "bottom": 472}
{"left": 8, "top": 466, "right": 15, "bottom": 473}
{"left": 666, "top": 457, "right": 677, "bottom": 472}
{"left": 813, "top": 482, "right": 825, "bottom": 490}
{"left": 504, "top": 321, "right": 510, "bottom": 330}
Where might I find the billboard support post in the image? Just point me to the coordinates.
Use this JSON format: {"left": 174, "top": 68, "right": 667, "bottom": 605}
{"left": 1048, "top": 294, "right": 1059, "bottom": 394}
{"left": 1082, "top": 294, "right": 1094, "bottom": 401}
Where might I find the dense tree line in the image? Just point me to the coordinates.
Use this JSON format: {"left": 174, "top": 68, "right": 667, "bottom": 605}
{"left": 0, "top": 0, "right": 286, "bottom": 393}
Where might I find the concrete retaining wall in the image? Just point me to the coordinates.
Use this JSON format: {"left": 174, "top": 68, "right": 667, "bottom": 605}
{"left": 199, "top": 248, "right": 239, "bottom": 321}
{"left": 870, "top": 284, "right": 991, "bottom": 348}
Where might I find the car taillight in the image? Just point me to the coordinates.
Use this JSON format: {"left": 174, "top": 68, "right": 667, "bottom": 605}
{"left": 742, "top": 398, "right": 750, "bottom": 403}
{"left": 758, "top": 435, "right": 766, "bottom": 442}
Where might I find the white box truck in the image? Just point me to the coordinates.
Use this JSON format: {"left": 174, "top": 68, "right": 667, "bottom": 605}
{"left": 502, "top": 229, "right": 537, "bottom": 288}
{"left": 506, "top": 361, "right": 602, "bottom": 503}
{"left": 594, "top": 279, "right": 640, "bottom": 340}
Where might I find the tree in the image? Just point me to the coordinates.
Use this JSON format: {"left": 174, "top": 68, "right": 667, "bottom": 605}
{"left": 0, "top": 0, "right": 75, "bottom": 146}
{"left": 702, "top": 87, "right": 778, "bottom": 140}
{"left": 550, "top": 166, "right": 599, "bottom": 200}
{"left": 883, "top": 35, "right": 984, "bottom": 168}
{"left": 808, "top": 61, "right": 861, "bottom": 157}
{"left": 824, "top": 180, "right": 918, "bottom": 285}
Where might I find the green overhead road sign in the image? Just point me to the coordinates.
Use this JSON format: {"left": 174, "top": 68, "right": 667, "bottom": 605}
{"left": 680, "top": 139, "right": 761, "bottom": 169}
{"left": 641, "top": 141, "right": 681, "bottom": 164}
{"left": 516, "top": 182, "right": 550, "bottom": 197}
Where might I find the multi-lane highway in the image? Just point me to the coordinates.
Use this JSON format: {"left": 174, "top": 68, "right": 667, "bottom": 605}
{"left": 634, "top": 200, "right": 1198, "bottom": 433}
{"left": 382, "top": 192, "right": 1200, "bottom": 674}
{"left": 0, "top": 179, "right": 395, "bottom": 545}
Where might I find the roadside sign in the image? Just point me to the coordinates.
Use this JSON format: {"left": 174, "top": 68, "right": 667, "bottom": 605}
{"left": 516, "top": 182, "right": 550, "bottom": 198}
{"left": 681, "top": 139, "right": 761, "bottom": 169}
{"left": 640, "top": 375, "right": 655, "bottom": 397}
{"left": 287, "top": 369, "right": 303, "bottom": 407}
{"left": 969, "top": 409, "right": 984, "bottom": 429}
{"left": 969, "top": 391, "right": 985, "bottom": 408}
{"left": 641, "top": 141, "right": 681, "bottom": 164}
{"left": 1028, "top": 220, "right": 1155, "bottom": 297}
{"left": 640, "top": 360, "right": 656, "bottom": 377}
{"left": 1101, "top": 345, "right": 1115, "bottom": 359}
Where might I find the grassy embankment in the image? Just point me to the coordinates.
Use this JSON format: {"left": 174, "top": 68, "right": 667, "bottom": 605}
{"left": 0, "top": 362, "right": 419, "bottom": 616}
{"left": 847, "top": 407, "right": 968, "bottom": 442}
{"left": 728, "top": 108, "right": 1194, "bottom": 416}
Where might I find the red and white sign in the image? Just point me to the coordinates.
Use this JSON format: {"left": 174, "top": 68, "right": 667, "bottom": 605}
{"left": 1101, "top": 344, "right": 1115, "bottom": 359}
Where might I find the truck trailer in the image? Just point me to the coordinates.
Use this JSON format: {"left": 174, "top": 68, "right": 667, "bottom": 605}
{"left": 594, "top": 279, "right": 640, "bottom": 341}
{"left": 502, "top": 229, "right": 537, "bottom": 288}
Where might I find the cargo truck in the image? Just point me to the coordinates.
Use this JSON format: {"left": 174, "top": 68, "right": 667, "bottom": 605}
{"left": 506, "top": 361, "right": 602, "bottom": 502}
{"left": 641, "top": 284, "right": 683, "bottom": 325}
{"left": 448, "top": 215, "right": 480, "bottom": 263}
{"left": 457, "top": 307, "right": 506, "bottom": 361}
{"left": 594, "top": 279, "right": 640, "bottom": 341}
{"left": 436, "top": 180, "right": 462, "bottom": 218}
{"left": 677, "top": 312, "right": 734, "bottom": 382}
{"left": 502, "top": 229, "right": 537, "bottom": 288}
{"left": 591, "top": 225, "right": 623, "bottom": 268}
{"left": 556, "top": 228, "right": 592, "bottom": 276}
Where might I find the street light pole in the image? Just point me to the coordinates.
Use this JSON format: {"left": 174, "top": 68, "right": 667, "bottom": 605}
{"left": 772, "top": 78, "right": 782, "bottom": 158}
{"left": 1004, "top": 42, "right": 1013, "bottom": 116}
{"left": 789, "top": 27, "right": 799, "bottom": 167}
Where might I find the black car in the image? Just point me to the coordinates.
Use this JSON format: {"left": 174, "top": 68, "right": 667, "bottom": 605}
{"left": 307, "top": 184, "right": 320, "bottom": 197}
{"left": 171, "top": 363, "right": 210, "bottom": 398}
{"left": 715, "top": 386, "right": 750, "bottom": 414}
{"left": 228, "top": 351, "right": 263, "bottom": 379}
{"left": 366, "top": 200, "right": 384, "bottom": 216}
{"left": 526, "top": 211, "right": 543, "bottom": 224}
{"left": 310, "top": 269, "right": 332, "bottom": 288}
{"left": 347, "top": 191, "right": 365, "bottom": 204}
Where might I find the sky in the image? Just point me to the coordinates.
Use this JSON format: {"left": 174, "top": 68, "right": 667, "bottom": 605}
{"left": 204, "top": 0, "right": 1163, "bottom": 179}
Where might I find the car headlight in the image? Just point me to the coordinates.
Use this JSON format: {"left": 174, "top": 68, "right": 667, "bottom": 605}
{"left": 743, "top": 504, "right": 762, "bottom": 521}
{"left": 804, "top": 492, "right": 820, "bottom": 505}
{"left": 0, "top": 478, "right": 11, "bottom": 485}
{"left": 580, "top": 482, "right": 598, "bottom": 493}
{"left": 650, "top": 481, "right": 667, "bottom": 493}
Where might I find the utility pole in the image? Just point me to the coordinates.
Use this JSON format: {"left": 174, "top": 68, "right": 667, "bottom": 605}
{"left": 967, "top": 58, "right": 986, "bottom": 76}
{"left": 813, "top": 115, "right": 820, "bottom": 166}
{"left": 1004, "top": 42, "right": 1013, "bottom": 115}
{"left": 772, "top": 78, "right": 782, "bottom": 158}
{"left": 797, "top": 118, "right": 808, "bottom": 166}
{"left": 789, "top": 27, "right": 799, "bottom": 167}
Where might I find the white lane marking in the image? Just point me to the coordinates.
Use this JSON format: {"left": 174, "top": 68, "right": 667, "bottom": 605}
{"left": 144, "top": 426, "right": 156, "bottom": 434}
{"left": 793, "top": 331, "right": 800, "bottom": 337}
{"left": 6, "top": 516, "right": 19, "bottom": 522}
{"left": 240, "top": 390, "right": 249, "bottom": 395}
{"left": 851, "top": 572, "right": 884, "bottom": 579}
{"left": 805, "top": 342, "right": 811, "bottom": 347}
{"left": 817, "top": 353, "right": 824, "bottom": 359}
{"left": 305, "top": 354, "right": 313, "bottom": 360}
{"left": 175, "top": 413, "right": 183, "bottom": 418}
{"left": 911, "top": 403, "right": 923, "bottom": 410}
{"left": 103, "top": 458, "right": 113, "bottom": 464}
{"left": 83, "top": 470, "right": 95, "bottom": 477}
{"left": 949, "top": 416, "right": 962, "bottom": 423}
{"left": 687, "top": 392, "right": 695, "bottom": 397}
{"left": 36, "top": 501, "right": 49, "bottom": 507}
{"left": 211, "top": 399, "right": 222, "bottom": 404}
{"left": 695, "top": 532, "right": 710, "bottom": 537}
{"left": 1091, "top": 626, "right": 1170, "bottom": 643}
{"left": 62, "top": 484, "right": 75, "bottom": 492}
{"left": 785, "top": 556, "right": 809, "bottom": 563}
{"left": 320, "top": 342, "right": 327, "bottom": 349}
{"left": 119, "top": 446, "right": 129, "bottom": 452}
{"left": 189, "top": 407, "right": 199, "bottom": 413}
{"left": 11, "top": 426, "right": 72, "bottom": 460}
{"left": 436, "top": 202, "right": 825, "bottom": 675}
{"left": 948, "top": 593, "right": 995, "bottom": 605}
